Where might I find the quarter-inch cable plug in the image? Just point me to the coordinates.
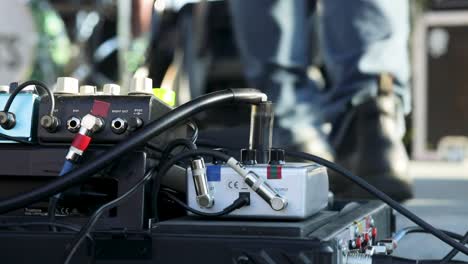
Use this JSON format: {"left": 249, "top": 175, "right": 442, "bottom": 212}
{"left": 191, "top": 158, "right": 214, "bottom": 208}
{"left": 226, "top": 158, "right": 288, "bottom": 211}
{"left": 51, "top": 100, "right": 110, "bottom": 220}
{"left": 65, "top": 100, "right": 110, "bottom": 162}
{"left": 0, "top": 111, "right": 15, "bottom": 130}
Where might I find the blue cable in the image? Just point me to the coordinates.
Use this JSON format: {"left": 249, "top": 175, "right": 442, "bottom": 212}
{"left": 48, "top": 160, "right": 76, "bottom": 231}
{"left": 53, "top": 160, "right": 75, "bottom": 200}
{"left": 59, "top": 160, "right": 74, "bottom": 176}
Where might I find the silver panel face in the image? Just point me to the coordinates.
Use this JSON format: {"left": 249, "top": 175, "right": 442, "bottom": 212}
{"left": 187, "top": 163, "right": 329, "bottom": 219}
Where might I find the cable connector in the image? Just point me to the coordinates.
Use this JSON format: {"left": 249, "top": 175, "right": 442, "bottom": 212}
{"left": 40, "top": 115, "right": 60, "bottom": 132}
{"left": 79, "top": 114, "right": 104, "bottom": 135}
{"left": 65, "top": 114, "right": 103, "bottom": 162}
{"left": 244, "top": 171, "right": 288, "bottom": 211}
{"left": 376, "top": 239, "right": 397, "bottom": 255}
{"left": 191, "top": 158, "right": 214, "bottom": 208}
{"left": 64, "top": 100, "right": 109, "bottom": 163}
{"left": 163, "top": 190, "right": 249, "bottom": 217}
{"left": 225, "top": 157, "right": 287, "bottom": 211}
{"left": 0, "top": 111, "right": 16, "bottom": 130}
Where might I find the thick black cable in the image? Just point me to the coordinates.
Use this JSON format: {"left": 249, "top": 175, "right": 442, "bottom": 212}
{"left": 393, "top": 226, "right": 465, "bottom": 243}
{"left": 145, "top": 122, "right": 197, "bottom": 154}
{"left": 63, "top": 167, "right": 157, "bottom": 264}
{"left": 188, "top": 120, "right": 199, "bottom": 143}
{"left": 48, "top": 197, "right": 59, "bottom": 232}
{"left": 442, "top": 232, "right": 468, "bottom": 263}
{"left": 0, "top": 89, "right": 265, "bottom": 214}
{"left": 3, "top": 80, "right": 55, "bottom": 116}
{"left": 150, "top": 138, "right": 198, "bottom": 219}
{"left": 146, "top": 142, "right": 164, "bottom": 153}
{"left": 161, "top": 138, "right": 197, "bottom": 158}
{"left": 372, "top": 255, "right": 468, "bottom": 264}
{"left": 0, "top": 133, "right": 34, "bottom": 145}
{"left": 162, "top": 190, "right": 249, "bottom": 217}
{"left": 286, "top": 150, "right": 468, "bottom": 257}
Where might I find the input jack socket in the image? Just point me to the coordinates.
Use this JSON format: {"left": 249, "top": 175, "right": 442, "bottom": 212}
{"left": 66, "top": 117, "right": 81, "bottom": 133}
{"left": 111, "top": 118, "right": 128, "bottom": 134}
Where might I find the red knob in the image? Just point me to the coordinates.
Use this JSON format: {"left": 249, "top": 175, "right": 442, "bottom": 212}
{"left": 356, "top": 236, "right": 362, "bottom": 249}
{"left": 372, "top": 227, "right": 377, "bottom": 239}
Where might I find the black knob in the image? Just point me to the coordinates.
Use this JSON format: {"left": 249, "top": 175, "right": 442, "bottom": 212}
{"left": 241, "top": 149, "right": 257, "bottom": 165}
{"left": 0, "top": 111, "right": 16, "bottom": 130}
{"left": 269, "top": 148, "right": 285, "bottom": 165}
{"left": 40, "top": 115, "right": 60, "bottom": 132}
{"left": 127, "top": 117, "right": 143, "bottom": 131}
{"left": 212, "top": 148, "right": 228, "bottom": 164}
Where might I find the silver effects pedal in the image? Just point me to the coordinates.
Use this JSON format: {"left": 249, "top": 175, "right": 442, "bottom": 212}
{"left": 186, "top": 101, "right": 329, "bottom": 219}
{"left": 187, "top": 148, "right": 329, "bottom": 219}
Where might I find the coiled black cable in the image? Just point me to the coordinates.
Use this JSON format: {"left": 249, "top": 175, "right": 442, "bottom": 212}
{"left": 3, "top": 80, "right": 55, "bottom": 117}
{"left": 161, "top": 138, "right": 197, "bottom": 158}
{"left": 393, "top": 226, "right": 465, "bottom": 243}
{"left": 0, "top": 80, "right": 55, "bottom": 144}
{"left": 162, "top": 190, "right": 249, "bottom": 217}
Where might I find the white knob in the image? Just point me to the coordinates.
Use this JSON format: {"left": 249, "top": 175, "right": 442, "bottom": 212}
{"left": 79, "top": 85, "right": 96, "bottom": 95}
{"left": 0, "top": 85, "right": 9, "bottom": 93}
{"left": 103, "top": 84, "right": 121, "bottom": 95}
{"left": 22, "top": 85, "right": 35, "bottom": 93}
{"left": 128, "top": 77, "right": 153, "bottom": 95}
{"left": 55, "top": 77, "right": 79, "bottom": 94}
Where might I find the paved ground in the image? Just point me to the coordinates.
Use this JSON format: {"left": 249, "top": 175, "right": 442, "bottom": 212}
{"left": 393, "top": 161, "right": 468, "bottom": 261}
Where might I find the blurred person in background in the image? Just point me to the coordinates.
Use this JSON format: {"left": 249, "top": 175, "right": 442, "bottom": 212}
{"left": 229, "top": 0, "right": 413, "bottom": 201}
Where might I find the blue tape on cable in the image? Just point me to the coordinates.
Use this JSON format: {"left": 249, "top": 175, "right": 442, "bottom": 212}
{"left": 207, "top": 165, "right": 221, "bottom": 182}
{"left": 59, "top": 160, "right": 74, "bottom": 176}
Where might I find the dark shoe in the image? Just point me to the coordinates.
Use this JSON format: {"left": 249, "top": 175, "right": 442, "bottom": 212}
{"left": 331, "top": 94, "right": 413, "bottom": 202}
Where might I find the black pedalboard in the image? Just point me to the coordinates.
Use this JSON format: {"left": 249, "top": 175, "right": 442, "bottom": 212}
{"left": 0, "top": 200, "right": 392, "bottom": 264}
{"left": 150, "top": 200, "right": 392, "bottom": 264}
{"left": 0, "top": 146, "right": 151, "bottom": 230}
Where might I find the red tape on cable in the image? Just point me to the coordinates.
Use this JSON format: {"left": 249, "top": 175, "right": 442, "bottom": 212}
{"left": 91, "top": 100, "right": 111, "bottom": 117}
{"left": 71, "top": 134, "right": 92, "bottom": 151}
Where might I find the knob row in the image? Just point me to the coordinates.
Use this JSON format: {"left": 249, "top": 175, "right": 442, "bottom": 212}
{"left": 55, "top": 77, "right": 155, "bottom": 96}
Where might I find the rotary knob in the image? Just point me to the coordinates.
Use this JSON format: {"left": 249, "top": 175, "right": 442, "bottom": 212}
{"left": 241, "top": 149, "right": 257, "bottom": 165}
{"left": 54, "top": 77, "right": 79, "bottom": 95}
{"left": 103, "top": 84, "right": 121, "bottom": 95}
{"left": 269, "top": 148, "right": 285, "bottom": 165}
{"left": 79, "top": 85, "right": 96, "bottom": 95}
{"left": 128, "top": 77, "right": 153, "bottom": 95}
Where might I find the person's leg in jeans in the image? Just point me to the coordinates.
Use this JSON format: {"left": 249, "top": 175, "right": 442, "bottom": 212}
{"left": 228, "top": 0, "right": 333, "bottom": 160}
{"left": 320, "top": 0, "right": 413, "bottom": 200}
